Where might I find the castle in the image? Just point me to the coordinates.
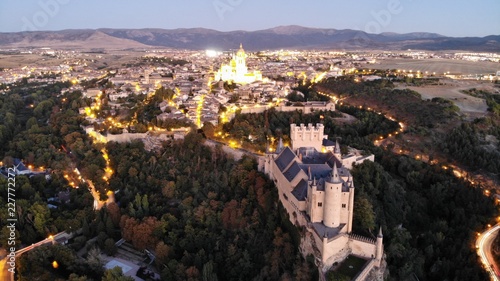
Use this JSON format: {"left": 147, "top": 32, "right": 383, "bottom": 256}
{"left": 214, "top": 44, "right": 262, "bottom": 84}
{"left": 260, "top": 123, "right": 384, "bottom": 279}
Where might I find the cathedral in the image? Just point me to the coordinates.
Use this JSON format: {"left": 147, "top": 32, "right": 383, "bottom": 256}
{"left": 214, "top": 44, "right": 262, "bottom": 84}
{"left": 260, "top": 123, "right": 384, "bottom": 278}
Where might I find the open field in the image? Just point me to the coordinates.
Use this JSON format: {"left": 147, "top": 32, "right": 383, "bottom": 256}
{"left": 372, "top": 58, "right": 499, "bottom": 75}
{"left": 399, "top": 79, "right": 496, "bottom": 119}
{"left": 0, "top": 51, "right": 145, "bottom": 69}
{"left": 0, "top": 54, "right": 68, "bottom": 68}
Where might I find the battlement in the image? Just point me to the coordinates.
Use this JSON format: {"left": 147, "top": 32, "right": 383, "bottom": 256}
{"left": 348, "top": 234, "right": 375, "bottom": 244}
{"left": 291, "top": 123, "right": 324, "bottom": 132}
{"left": 290, "top": 123, "right": 325, "bottom": 151}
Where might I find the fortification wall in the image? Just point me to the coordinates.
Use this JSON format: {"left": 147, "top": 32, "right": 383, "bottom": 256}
{"left": 237, "top": 102, "right": 335, "bottom": 119}
{"left": 349, "top": 235, "right": 377, "bottom": 259}
{"left": 322, "top": 235, "right": 351, "bottom": 267}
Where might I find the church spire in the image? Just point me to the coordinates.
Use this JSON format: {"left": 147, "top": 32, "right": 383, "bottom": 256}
{"left": 378, "top": 226, "right": 383, "bottom": 238}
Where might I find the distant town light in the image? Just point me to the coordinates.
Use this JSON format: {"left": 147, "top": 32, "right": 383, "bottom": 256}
{"left": 206, "top": 50, "right": 220, "bottom": 57}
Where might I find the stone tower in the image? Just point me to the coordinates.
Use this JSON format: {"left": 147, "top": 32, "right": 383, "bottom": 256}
{"left": 290, "top": 123, "right": 325, "bottom": 152}
{"left": 323, "top": 162, "right": 342, "bottom": 228}
{"left": 376, "top": 227, "right": 384, "bottom": 266}
{"left": 347, "top": 176, "right": 355, "bottom": 233}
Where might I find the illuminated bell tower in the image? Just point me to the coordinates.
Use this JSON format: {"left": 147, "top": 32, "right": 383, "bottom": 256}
{"left": 235, "top": 43, "right": 248, "bottom": 78}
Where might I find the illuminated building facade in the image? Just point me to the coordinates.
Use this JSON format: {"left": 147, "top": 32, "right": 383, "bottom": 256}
{"left": 214, "top": 44, "right": 262, "bottom": 84}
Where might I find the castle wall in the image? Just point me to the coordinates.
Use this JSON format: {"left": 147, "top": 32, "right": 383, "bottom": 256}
{"left": 349, "top": 236, "right": 377, "bottom": 259}
{"left": 277, "top": 102, "right": 335, "bottom": 114}
{"left": 342, "top": 155, "right": 375, "bottom": 170}
{"left": 354, "top": 260, "right": 377, "bottom": 281}
{"left": 238, "top": 102, "right": 335, "bottom": 117}
{"left": 85, "top": 128, "right": 147, "bottom": 143}
{"left": 321, "top": 235, "right": 351, "bottom": 265}
{"left": 270, "top": 157, "right": 309, "bottom": 226}
{"left": 309, "top": 190, "right": 325, "bottom": 223}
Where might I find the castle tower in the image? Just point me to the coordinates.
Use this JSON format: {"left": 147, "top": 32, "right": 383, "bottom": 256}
{"left": 307, "top": 176, "right": 318, "bottom": 220}
{"left": 323, "top": 162, "right": 342, "bottom": 228}
{"left": 347, "top": 176, "right": 355, "bottom": 233}
{"left": 375, "top": 226, "right": 384, "bottom": 267}
{"left": 375, "top": 227, "right": 384, "bottom": 267}
{"left": 290, "top": 123, "right": 325, "bottom": 152}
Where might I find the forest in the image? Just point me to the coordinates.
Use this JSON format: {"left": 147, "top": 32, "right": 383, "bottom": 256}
{"left": 214, "top": 106, "right": 496, "bottom": 280}
{"left": 315, "top": 76, "right": 460, "bottom": 128}
{"left": 0, "top": 79, "right": 315, "bottom": 280}
{"left": 1, "top": 76, "right": 498, "bottom": 281}
{"left": 207, "top": 105, "right": 399, "bottom": 155}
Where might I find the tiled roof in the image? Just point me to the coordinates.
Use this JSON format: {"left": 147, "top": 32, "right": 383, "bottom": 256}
{"left": 284, "top": 161, "right": 302, "bottom": 182}
{"left": 292, "top": 179, "right": 308, "bottom": 201}
{"left": 275, "top": 147, "right": 296, "bottom": 172}
{"left": 322, "top": 138, "right": 336, "bottom": 147}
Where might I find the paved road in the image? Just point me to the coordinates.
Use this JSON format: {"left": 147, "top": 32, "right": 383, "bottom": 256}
{"left": 0, "top": 234, "right": 64, "bottom": 281}
{"left": 0, "top": 251, "right": 14, "bottom": 281}
{"left": 477, "top": 224, "right": 500, "bottom": 281}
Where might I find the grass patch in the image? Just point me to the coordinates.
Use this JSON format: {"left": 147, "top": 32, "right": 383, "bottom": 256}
{"left": 327, "top": 255, "right": 368, "bottom": 280}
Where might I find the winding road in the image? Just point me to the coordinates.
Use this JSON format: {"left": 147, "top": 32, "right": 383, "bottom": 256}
{"left": 0, "top": 234, "right": 60, "bottom": 281}
{"left": 477, "top": 224, "right": 500, "bottom": 281}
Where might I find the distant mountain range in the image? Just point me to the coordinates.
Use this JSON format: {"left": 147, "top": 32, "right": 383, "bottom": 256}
{"left": 0, "top": 25, "right": 499, "bottom": 51}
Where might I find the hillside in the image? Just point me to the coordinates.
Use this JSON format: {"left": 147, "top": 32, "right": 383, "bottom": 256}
{"left": 0, "top": 30, "right": 149, "bottom": 49}
{"left": 0, "top": 26, "right": 498, "bottom": 51}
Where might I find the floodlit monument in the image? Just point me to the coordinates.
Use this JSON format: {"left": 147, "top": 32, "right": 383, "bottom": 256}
{"left": 214, "top": 44, "right": 262, "bottom": 84}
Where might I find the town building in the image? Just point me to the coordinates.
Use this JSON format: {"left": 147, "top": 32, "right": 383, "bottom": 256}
{"left": 214, "top": 44, "right": 263, "bottom": 84}
{"left": 260, "top": 123, "right": 383, "bottom": 279}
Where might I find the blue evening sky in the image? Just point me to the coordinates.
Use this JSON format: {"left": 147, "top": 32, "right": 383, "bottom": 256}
{"left": 0, "top": 0, "right": 498, "bottom": 37}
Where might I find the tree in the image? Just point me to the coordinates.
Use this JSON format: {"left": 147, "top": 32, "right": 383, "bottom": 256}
{"left": 30, "top": 202, "right": 51, "bottom": 236}
{"left": 353, "top": 194, "right": 376, "bottom": 232}
{"left": 104, "top": 238, "right": 117, "bottom": 256}
{"left": 155, "top": 241, "right": 171, "bottom": 267}
{"left": 87, "top": 247, "right": 105, "bottom": 275}
{"left": 68, "top": 274, "right": 91, "bottom": 281}
{"left": 102, "top": 267, "right": 134, "bottom": 281}
{"left": 202, "top": 261, "right": 219, "bottom": 281}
